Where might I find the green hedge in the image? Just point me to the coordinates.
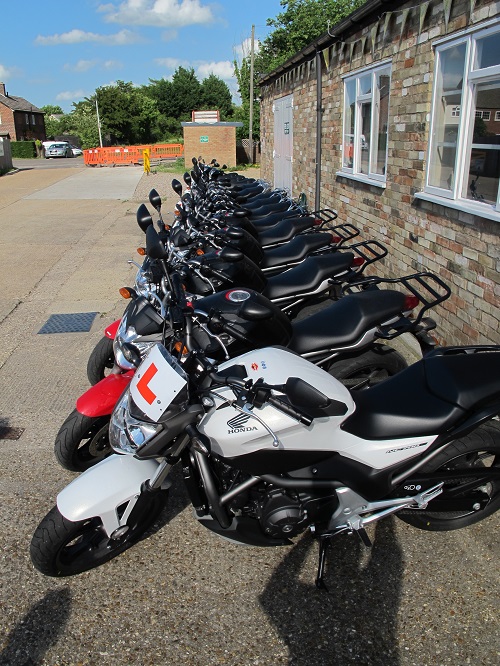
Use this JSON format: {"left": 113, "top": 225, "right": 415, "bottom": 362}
{"left": 11, "top": 141, "right": 36, "bottom": 158}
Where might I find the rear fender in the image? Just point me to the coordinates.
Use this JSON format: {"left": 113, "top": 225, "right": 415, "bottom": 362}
{"left": 57, "top": 454, "right": 164, "bottom": 536}
{"left": 105, "top": 320, "right": 121, "bottom": 339}
{"left": 76, "top": 371, "right": 134, "bottom": 417}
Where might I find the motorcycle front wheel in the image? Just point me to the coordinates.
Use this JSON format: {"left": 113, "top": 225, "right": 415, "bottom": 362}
{"left": 327, "top": 346, "right": 408, "bottom": 390}
{"left": 398, "top": 421, "right": 500, "bottom": 531}
{"left": 87, "top": 336, "right": 114, "bottom": 385}
{"left": 55, "top": 410, "right": 111, "bottom": 472}
{"left": 30, "top": 492, "right": 168, "bottom": 576}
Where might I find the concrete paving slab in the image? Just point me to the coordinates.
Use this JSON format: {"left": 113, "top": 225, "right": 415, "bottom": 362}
{"left": 23, "top": 166, "right": 144, "bottom": 200}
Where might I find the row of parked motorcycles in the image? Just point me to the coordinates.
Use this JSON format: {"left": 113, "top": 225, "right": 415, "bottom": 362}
{"left": 30, "top": 158, "right": 500, "bottom": 588}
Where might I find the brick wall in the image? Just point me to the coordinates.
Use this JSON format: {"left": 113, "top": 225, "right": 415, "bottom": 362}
{"left": 182, "top": 124, "right": 238, "bottom": 168}
{"left": 0, "top": 105, "right": 16, "bottom": 140}
{"left": 260, "top": 0, "right": 500, "bottom": 346}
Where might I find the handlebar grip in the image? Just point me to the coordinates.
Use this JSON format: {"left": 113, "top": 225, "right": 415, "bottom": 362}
{"left": 268, "top": 395, "right": 313, "bottom": 426}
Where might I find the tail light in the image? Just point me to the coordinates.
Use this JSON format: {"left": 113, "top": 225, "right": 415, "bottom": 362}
{"left": 404, "top": 295, "right": 420, "bottom": 311}
{"left": 313, "top": 218, "right": 323, "bottom": 226}
{"left": 119, "top": 287, "right": 132, "bottom": 299}
{"left": 330, "top": 235, "right": 341, "bottom": 244}
{"left": 351, "top": 257, "right": 365, "bottom": 267}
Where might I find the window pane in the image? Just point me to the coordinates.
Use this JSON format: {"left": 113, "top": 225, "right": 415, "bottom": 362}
{"left": 372, "top": 72, "right": 390, "bottom": 175}
{"left": 475, "top": 33, "right": 500, "bottom": 69}
{"left": 343, "top": 79, "right": 355, "bottom": 168}
{"left": 360, "top": 101, "right": 371, "bottom": 174}
{"left": 428, "top": 44, "right": 466, "bottom": 191}
{"left": 359, "top": 74, "right": 371, "bottom": 95}
{"left": 462, "top": 79, "right": 500, "bottom": 205}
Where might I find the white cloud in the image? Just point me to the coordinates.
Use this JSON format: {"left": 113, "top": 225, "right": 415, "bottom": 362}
{"left": 64, "top": 59, "right": 99, "bottom": 72}
{"left": 234, "top": 37, "right": 261, "bottom": 61}
{"left": 98, "top": 0, "right": 215, "bottom": 28}
{"left": 195, "top": 60, "right": 234, "bottom": 81}
{"left": 104, "top": 60, "right": 123, "bottom": 69}
{"left": 0, "top": 64, "right": 16, "bottom": 80}
{"left": 154, "top": 57, "right": 189, "bottom": 70}
{"left": 55, "top": 89, "right": 86, "bottom": 101}
{"left": 35, "top": 29, "right": 141, "bottom": 46}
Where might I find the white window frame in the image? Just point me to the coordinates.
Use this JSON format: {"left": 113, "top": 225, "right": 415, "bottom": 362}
{"left": 338, "top": 60, "right": 392, "bottom": 187}
{"left": 495, "top": 110, "right": 500, "bottom": 121}
{"left": 419, "top": 23, "right": 500, "bottom": 220}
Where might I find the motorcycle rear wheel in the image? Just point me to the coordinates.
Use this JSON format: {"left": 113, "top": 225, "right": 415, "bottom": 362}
{"left": 397, "top": 421, "right": 500, "bottom": 531}
{"left": 87, "top": 336, "right": 114, "bottom": 385}
{"left": 327, "top": 346, "right": 408, "bottom": 390}
{"left": 54, "top": 410, "right": 111, "bottom": 472}
{"left": 30, "top": 493, "right": 168, "bottom": 576}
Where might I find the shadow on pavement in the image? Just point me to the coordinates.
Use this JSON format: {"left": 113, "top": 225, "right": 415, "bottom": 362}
{"left": 259, "top": 518, "right": 403, "bottom": 666}
{"left": 0, "top": 588, "right": 72, "bottom": 666}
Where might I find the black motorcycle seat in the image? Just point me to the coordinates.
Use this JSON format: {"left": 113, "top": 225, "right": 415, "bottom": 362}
{"left": 248, "top": 201, "right": 291, "bottom": 218}
{"left": 263, "top": 252, "right": 354, "bottom": 301}
{"left": 342, "top": 350, "right": 500, "bottom": 440}
{"left": 262, "top": 233, "right": 333, "bottom": 268}
{"left": 237, "top": 193, "right": 281, "bottom": 207}
{"left": 251, "top": 210, "right": 308, "bottom": 229}
{"left": 288, "top": 290, "right": 406, "bottom": 354}
{"left": 258, "top": 217, "right": 317, "bottom": 245}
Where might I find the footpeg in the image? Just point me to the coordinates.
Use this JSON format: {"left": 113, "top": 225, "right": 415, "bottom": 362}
{"left": 413, "top": 483, "right": 443, "bottom": 509}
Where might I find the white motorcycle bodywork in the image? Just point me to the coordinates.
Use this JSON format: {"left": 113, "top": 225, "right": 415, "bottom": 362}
{"left": 56, "top": 346, "right": 438, "bottom": 536}
{"left": 199, "top": 347, "right": 437, "bottom": 469}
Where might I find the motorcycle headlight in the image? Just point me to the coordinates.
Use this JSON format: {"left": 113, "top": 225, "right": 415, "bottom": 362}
{"left": 109, "top": 392, "right": 162, "bottom": 455}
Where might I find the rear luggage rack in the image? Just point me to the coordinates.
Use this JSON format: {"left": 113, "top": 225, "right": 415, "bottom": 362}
{"left": 343, "top": 272, "right": 452, "bottom": 339}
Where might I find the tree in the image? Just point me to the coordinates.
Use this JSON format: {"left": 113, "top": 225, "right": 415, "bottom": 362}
{"left": 234, "top": 0, "right": 366, "bottom": 143}
{"left": 41, "top": 104, "right": 64, "bottom": 116}
{"left": 258, "top": 0, "right": 365, "bottom": 74}
{"left": 169, "top": 67, "right": 202, "bottom": 120}
{"left": 200, "top": 74, "right": 233, "bottom": 119}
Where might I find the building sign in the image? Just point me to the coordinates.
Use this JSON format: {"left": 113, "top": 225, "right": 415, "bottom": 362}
{"left": 200, "top": 136, "right": 209, "bottom": 143}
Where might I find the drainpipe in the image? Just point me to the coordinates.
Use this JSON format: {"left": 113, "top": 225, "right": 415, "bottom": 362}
{"left": 315, "top": 50, "right": 323, "bottom": 211}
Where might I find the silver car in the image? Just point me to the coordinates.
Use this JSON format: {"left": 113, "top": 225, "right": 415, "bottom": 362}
{"left": 45, "top": 142, "right": 74, "bottom": 158}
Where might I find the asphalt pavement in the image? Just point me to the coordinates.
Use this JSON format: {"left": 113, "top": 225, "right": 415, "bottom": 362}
{"left": 0, "top": 163, "right": 498, "bottom": 666}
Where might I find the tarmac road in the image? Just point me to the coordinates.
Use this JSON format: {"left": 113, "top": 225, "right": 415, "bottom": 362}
{"left": 0, "top": 166, "right": 498, "bottom": 666}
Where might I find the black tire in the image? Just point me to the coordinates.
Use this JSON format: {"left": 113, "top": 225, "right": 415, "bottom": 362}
{"left": 87, "top": 336, "right": 115, "bottom": 385}
{"left": 398, "top": 421, "right": 500, "bottom": 531}
{"left": 30, "top": 493, "right": 168, "bottom": 576}
{"left": 55, "top": 409, "right": 111, "bottom": 472}
{"left": 327, "top": 346, "right": 408, "bottom": 390}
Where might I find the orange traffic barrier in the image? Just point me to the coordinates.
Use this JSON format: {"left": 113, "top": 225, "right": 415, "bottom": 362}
{"left": 83, "top": 143, "right": 183, "bottom": 166}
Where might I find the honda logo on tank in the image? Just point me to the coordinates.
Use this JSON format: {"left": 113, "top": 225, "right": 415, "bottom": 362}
{"left": 130, "top": 344, "right": 187, "bottom": 421}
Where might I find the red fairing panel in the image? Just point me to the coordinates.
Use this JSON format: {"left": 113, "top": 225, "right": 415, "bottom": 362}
{"left": 105, "top": 320, "right": 121, "bottom": 339}
{"left": 76, "top": 371, "right": 135, "bottom": 417}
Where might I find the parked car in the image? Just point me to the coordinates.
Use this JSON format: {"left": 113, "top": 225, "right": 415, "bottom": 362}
{"left": 45, "top": 142, "right": 74, "bottom": 159}
{"left": 70, "top": 145, "right": 83, "bottom": 157}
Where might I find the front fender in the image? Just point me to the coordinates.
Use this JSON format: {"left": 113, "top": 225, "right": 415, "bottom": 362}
{"left": 76, "top": 371, "right": 135, "bottom": 417}
{"left": 105, "top": 320, "right": 121, "bottom": 339}
{"left": 57, "top": 454, "right": 163, "bottom": 536}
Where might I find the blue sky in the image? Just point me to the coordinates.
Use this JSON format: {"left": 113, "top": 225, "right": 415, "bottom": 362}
{"left": 0, "top": 0, "right": 284, "bottom": 112}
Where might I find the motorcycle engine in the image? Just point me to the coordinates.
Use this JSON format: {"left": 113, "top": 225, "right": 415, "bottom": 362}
{"left": 259, "top": 489, "right": 308, "bottom": 539}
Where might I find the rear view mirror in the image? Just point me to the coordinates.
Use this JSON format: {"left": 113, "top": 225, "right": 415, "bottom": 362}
{"left": 171, "top": 179, "right": 183, "bottom": 196}
{"left": 149, "top": 189, "right": 162, "bottom": 212}
{"left": 136, "top": 203, "right": 153, "bottom": 233}
{"left": 146, "top": 225, "right": 167, "bottom": 260}
{"left": 183, "top": 172, "right": 192, "bottom": 187}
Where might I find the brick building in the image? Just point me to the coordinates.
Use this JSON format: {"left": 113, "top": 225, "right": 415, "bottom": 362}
{"left": 259, "top": 0, "right": 500, "bottom": 346}
{"left": 181, "top": 120, "right": 243, "bottom": 168}
{"left": 0, "top": 82, "right": 45, "bottom": 141}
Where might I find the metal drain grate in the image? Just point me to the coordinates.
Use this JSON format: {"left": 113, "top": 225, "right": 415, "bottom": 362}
{"left": 38, "top": 312, "right": 98, "bottom": 334}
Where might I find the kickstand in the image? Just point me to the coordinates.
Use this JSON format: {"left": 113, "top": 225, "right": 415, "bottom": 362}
{"left": 315, "top": 537, "right": 331, "bottom": 592}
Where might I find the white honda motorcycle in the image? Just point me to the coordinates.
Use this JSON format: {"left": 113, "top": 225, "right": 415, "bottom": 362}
{"left": 31, "top": 330, "right": 500, "bottom": 587}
